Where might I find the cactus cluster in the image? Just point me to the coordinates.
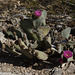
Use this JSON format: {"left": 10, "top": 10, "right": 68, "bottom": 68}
{"left": 1, "top": 24, "right": 51, "bottom": 61}
{"left": 0, "top": 10, "right": 51, "bottom": 61}
{"left": 0, "top": 10, "right": 75, "bottom": 63}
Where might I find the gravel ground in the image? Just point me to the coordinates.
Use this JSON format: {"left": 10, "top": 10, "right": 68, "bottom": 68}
{"left": 0, "top": 1, "right": 75, "bottom": 75}
{"left": 0, "top": 52, "right": 75, "bottom": 75}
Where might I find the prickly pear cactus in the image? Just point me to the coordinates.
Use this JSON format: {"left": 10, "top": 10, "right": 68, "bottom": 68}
{"left": 20, "top": 19, "right": 40, "bottom": 40}
{"left": 33, "top": 10, "right": 47, "bottom": 28}
{"left": 1, "top": 9, "right": 74, "bottom": 63}
{"left": 0, "top": 9, "right": 53, "bottom": 61}
{"left": 20, "top": 10, "right": 49, "bottom": 41}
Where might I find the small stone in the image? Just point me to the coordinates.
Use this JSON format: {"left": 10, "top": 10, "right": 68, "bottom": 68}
{"left": 52, "top": 68, "right": 63, "bottom": 75}
{"left": 62, "top": 63, "right": 66, "bottom": 68}
{"left": 3, "top": 63, "right": 7, "bottom": 66}
{"left": 66, "top": 62, "right": 75, "bottom": 74}
{"left": 33, "top": 63, "right": 38, "bottom": 66}
{"left": 20, "top": 67, "right": 26, "bottom": 74}
{"left": 9, "top": 64, "right": 13, "bottom": 67}
{"left": 26, "top": 67, "right": 32, "bottom": 73}
{"left": 35, "top": 72, "right": 38, "bottom": 75}
{"left": 1, "top": 66, "right": 7, "bottom": 72}
{"left": 38, "top": 71, "right": 42, "bottom": 75}
{"left": 43, "top": 69, "right": 50, "bottom": 75}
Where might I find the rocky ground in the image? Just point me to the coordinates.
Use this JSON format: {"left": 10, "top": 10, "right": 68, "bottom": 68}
{"left": 0, "top": 53, "right": 75, "bottom": 75}
{"left": 0, "top": 0, "right": 75, "bottom": 75}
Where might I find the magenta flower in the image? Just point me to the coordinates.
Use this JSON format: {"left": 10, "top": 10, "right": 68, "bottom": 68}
{"left": 35, "top": 10, "right": 41, "bottom": 17}
{"left": 63, "top": 50, "right": 73, "bottom": 58}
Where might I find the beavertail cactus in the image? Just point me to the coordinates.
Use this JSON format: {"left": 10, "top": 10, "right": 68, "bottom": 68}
{"left": 18, "top": 38, "right": 28, "bottom": 49}
{"left": 19, "top": 45, "right": 33, "bottom": 59}
{"left": 34, "top": 50, "right": 48, "bottom": 60}
{"left": 20, "top": 19, "right": 39, "bottom": 40}
{"left": 20, "top": 10, "right": 47, "bottom": 40}
{"left": 5, "top": 43, "right": 21, "bottom": 56}
{"left": 23, "top": 33, "right": 29, "bottom": 46}
{"left": 1, "top": 9, "right": 75, "bottom": 64}
{"left": 61, "top": 27, "right": 71, "bottom": 39}
{"left": 33, "top": 10, "right": 47, "bottom": 28}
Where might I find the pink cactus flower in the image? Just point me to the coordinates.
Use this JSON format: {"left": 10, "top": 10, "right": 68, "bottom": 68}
{"left": 35, "top": 10, "right": 41, "bottom": 17}
{"left": 63, "top": 50, "right": 73, "bottom": 58}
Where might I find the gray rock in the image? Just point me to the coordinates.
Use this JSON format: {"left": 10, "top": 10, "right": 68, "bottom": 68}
{"left": 20, "top": 67, "right": 25, "bottom": 73}
{"left": 66, "top": 62, "right": 75, "bottom": 74}
{"left": 52, "top": 68, "right": 63, "bottom": 75}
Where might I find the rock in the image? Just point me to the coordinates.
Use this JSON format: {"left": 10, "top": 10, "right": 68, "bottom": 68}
{"left": 43, "top": 69, "right": 50, "bottom": 75}
{"left": 0, "top": 22, "right": 2, "bottom": 26}
{"left": 62, "top": 63, "right": 67, "bottom": 69}
{"left": 9, "top": 64, "right": 13, "bottom": 67}
{"left": 1, "top": 65, "right": 7, "bottom": 72}
{"left": 0, "top": 32, "right": 7, "bottom": 43}
{"left": 35, "top": 72, "right": 38, "bottom": 75}
{"left": 66, "top": 62, "right": 75, "bottom": 74}
{"left": 3, "top": 63, "right": 7, "bottom": 66}
{"left": 20, "top": 67, "right": 26, "bottom": 73}
{"left": 66, "top": 16, "right": 72, "bottom": 20}
{"left": 26, "top": 67, "right": 32, "bottom": 73}
{"left": 25, "top": 69, "right": 32, "bottom": 75}
{"left": 0, "top": 67, "right": 2, "bottom": 72}
{"left": 52, "top": 68, "right": 63, "bottom": 75}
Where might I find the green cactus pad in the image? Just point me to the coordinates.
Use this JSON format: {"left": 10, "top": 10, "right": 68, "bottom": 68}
{"left": 5, "top": 45, "right": 21, "bottom": 56}
{"left": 20, "top": 19, "right": 33, "bottom": 32}
{"left": 33, "top": 10, "right": 47, "bottom": 28}
{"left": 3, "top": 29, "right": 14, "bottom": 39}
{"left": 38, "top": 26, "right": 50, "bottom": 40}
{"left": 41, "top": 10, "right": 47, "bottom": 25}
{"left": 35, "top": 50, "right": 48, "bottom": 60}
{"left": 20, "top": 19, "right": 39, "bottom": 40}
{"left": 10, "top": 27, "right": 23, "bottom": 38}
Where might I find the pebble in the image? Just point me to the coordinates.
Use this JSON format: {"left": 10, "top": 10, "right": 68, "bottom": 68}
{"left": 52, "top": 68, "right": 63, "bottom": 75}
{"left": 20, "top": 67, "right": 25, "bottom": 73}
{"left": 66, "top": 62, "right": 75, "bottom": 74}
